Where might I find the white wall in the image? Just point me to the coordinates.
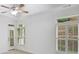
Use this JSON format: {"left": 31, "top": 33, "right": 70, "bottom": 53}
{"left": 0, "top": 15, "right": 16, "bottom": 53}
{"left": 15, "top": 5, "right": 79, "bottom": 54}
{"left": 16, "top": 11, "right": 57, "bottom": 54}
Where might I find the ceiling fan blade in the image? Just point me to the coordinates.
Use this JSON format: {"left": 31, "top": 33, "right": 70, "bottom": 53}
{"left": 11, "top": 4, "right": 17, "bottom": 10}
{"left": 1, "top": 5, "right": 10, "bottom": 9}
{"left": 19, "top": 4, "right": 24, "bottom": 7}
{"left": 0, "top": 11, "right": 7, "bottom": 13}
{"left": 22, "top": 11, "right": 29, "bottom": 13}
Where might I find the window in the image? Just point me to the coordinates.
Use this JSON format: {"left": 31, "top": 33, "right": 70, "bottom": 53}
{"left": 67, "top": 24, "right": 78, "bottom": 53}
{"left": 8, "top": 24, "right": 14, "bottom": 46}
{"left": 17, "top": 24, "right": 25, "bottom": 45}
{"left": 57, "top": 24, "right": 66, "bottom": 52}
{"left": 56, "top": 16, "right": 78, "bottom": 53}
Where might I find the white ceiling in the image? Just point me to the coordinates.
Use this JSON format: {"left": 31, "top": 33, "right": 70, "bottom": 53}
{"left": 0, "top": 4, "right": 65, "bottom": 17}
{"left": 26, "top": 4, "right": 63, "bottom": 15}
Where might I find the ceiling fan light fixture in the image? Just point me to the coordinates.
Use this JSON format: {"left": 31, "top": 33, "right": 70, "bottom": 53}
{"left": 11, "top": 10, "right": 18, "bottom": 16}
{"left": 0, "top": 4, "right": 28, "bottom": 15}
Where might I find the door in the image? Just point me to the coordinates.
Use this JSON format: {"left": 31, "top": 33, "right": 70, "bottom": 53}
{"left": 8, "top": 24, "right": 15, "bottom": 50}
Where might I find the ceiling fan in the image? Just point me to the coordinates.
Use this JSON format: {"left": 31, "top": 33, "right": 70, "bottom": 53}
{"left": 0, "top": 4, "right": 29, "bottom": 15}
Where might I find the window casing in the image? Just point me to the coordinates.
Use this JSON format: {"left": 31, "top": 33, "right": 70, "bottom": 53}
{"left": 56, "top": 16, "right": 78, "bottom": 53}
